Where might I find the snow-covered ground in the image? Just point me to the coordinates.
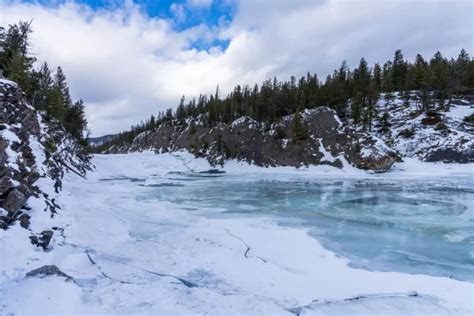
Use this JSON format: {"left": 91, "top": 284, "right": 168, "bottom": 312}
{"left": 1, "top": 151, "right": 473, "bottom": 315}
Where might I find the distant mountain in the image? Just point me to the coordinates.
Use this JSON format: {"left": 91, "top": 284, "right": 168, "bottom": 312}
{"left": 88, "top": 134, "right": 118, "bottom": 147}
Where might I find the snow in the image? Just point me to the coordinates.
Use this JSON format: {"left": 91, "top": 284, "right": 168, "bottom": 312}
{"left": 231, "top": 116, "right": 259, "bottom": 129}
{"left": 445, "top": 104, "right": 474, "bottom": 120}
{"left": 373, "top": 96, "right": 474, "bottom": 162}
{"left": 318, "top": 138, "right": 336, "bottom": 162}
{"left": 0, "top": 78, "right": 18, "bottom": 87}
{"left": 1, "top": 126, "right": 22, "bottom": 171}
{"left": 1, "top": 151, "right": 472, "bottom": 315}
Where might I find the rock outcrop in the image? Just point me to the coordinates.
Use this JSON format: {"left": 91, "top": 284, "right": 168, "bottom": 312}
{"left": 373, "top": 93, "right": 474, "bottom": 163}
{"left": 0, "top": 79, "right": 91, "bottom": 234}
{"left": 108, "top": 107, "right": 398, "bottom": 172}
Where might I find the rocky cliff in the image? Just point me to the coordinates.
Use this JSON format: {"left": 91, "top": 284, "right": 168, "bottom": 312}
{"left": 373, "top": 93, "right": 474, "bottom": 163}
{"left": 105, "top": 93, "right": 474, "bottom": 171}
{"left": 0, "top": 79, "right": 91, "bottom": 246}
{"left": 107, "top": 107, "right": 399, "bottom": 172}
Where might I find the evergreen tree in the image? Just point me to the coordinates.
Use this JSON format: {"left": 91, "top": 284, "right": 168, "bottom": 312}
{"left": 176, "top": 95, "right": 186, "bottom": 122}
{"left": 0, "top": 21, "right": 36, "bottom": 98}
{"left": 392, "top": 49, "right": 407, "bottom": 91}
{"left": 379, "top": 112, "right": 391, "bottom": 134}
{"left": 430, "top": 51, "right": 450, "bottom": 99}
{"left": 49, "top": 67, "right": 71, "bottom": 121}
{"left": 32, "top": 62, "right": 54, "bottom": 111}
{"left": 1, "top": 21, "right": 89, "bottom": 142}
{"left": 291, "top": 112, "right": 308, "bottom": 141}
{"left": 351, "top": 58, "right": 371, "bottom": 126}
{"left": 373, "top": 63, "right": 382, "bottom": 92}
{"left": 64, "top": 100, "right": 87, "bottom": 141}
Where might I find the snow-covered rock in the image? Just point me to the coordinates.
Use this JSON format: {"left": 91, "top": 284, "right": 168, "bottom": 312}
{"left": 373, "top": 93, "right": 474, "bottom": 163}
{"left": 0, "top": 79, "right": 91, "bottom": 234}
{"left": 107, "top": 106, "right": 398, "bottom": 172}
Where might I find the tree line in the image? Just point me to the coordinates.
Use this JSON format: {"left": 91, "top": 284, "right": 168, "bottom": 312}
{"left": 100, "top": 48, "right": 473, "bottom": 150}
{"left": 0, "top": 21, "right": 88, "bottom": 143}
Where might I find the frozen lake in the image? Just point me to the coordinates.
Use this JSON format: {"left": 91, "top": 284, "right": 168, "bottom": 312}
{"left": 142, "top": 172, "right": 474, "bottom": 283}
{"left": 2, "top": 152, "right": 472, "bottom": 315}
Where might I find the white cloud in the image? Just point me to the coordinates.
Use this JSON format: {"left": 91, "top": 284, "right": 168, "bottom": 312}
{"left": 0, "top": 0, "right": 471, "bottom": 136}
{"left": 170, "top": 3, "right": 186, "bottom": 23}
{"left": 187, "top": 0, "right": 213, "bottom": 8}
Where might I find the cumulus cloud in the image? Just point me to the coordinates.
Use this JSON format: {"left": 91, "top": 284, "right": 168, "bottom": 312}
{"left": 0, "top": 0, "right": 471, "bottom": 135}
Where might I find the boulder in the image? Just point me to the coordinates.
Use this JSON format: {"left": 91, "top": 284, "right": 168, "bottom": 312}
{"left": 3, "top": 189, "right": 26, "bottom": 213}
{"left": 18, "top": 213, "right": 31, "bottom": 229}
{"left": 26, "top": 265, "right": 72, "bottom": 280}
{"left": 30, "top": 230, "right": 54, "bottom": 250}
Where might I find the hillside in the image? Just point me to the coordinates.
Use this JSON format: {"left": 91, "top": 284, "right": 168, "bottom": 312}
{"left": 0, "top": 78, "right": 91, "bottom": 240}
{"left": 96, "top": 49, "right": 474, "bottom": 171}
{"left": 99, "top": 93, "right": 473, "bottom": 172}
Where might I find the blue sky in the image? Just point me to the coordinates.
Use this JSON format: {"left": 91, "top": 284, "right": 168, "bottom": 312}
{"left": 23, "top": 0, "right": 235, "bottom": 50}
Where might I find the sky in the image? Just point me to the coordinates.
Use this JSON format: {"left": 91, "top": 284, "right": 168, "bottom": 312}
{"left": 0, "top": 0, "right": 472, "bottom": 136}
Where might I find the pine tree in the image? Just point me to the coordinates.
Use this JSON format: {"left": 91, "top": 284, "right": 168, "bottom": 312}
{"left": 392, "top": 49, "right": 407, "bottom": 92}
{"left": 382, "top": 61, "right": 394, "bottom": 92}
{"left": 32, "top": 62, "right": 54, "bottom": 111}
{"left": 0, "top": 21, "right": 36, "bottom": 98}
{"left": 49, "top": 67, "right": 71, "bottom": 121}
{"left": 379, "top": 112, "right": 391, "bottom": 134}
{"left": 292, "top": 112, "right": 309, "bottom": 141}
{"left": 64, "top": 99, "right": 87, "bottom": 141}
{"left": 1, "top": 21, "right": 89, "bottom": 142}
{"left": 373, "top": 63, "right": 382, "bottom": 92}
{"left": 351, "top": 58, "right": 371, "bottom": 127}
{"left": 176, "top": 95, "right": 186, "bottom": 123}
{"left": 409, "top": 54, "right": 428, "bottom": 90}
{"left": 430, "top": 51, "right": 450, "bottom": 99}
{"left": 165, "top": 108, "right": 173, "bottom": 122}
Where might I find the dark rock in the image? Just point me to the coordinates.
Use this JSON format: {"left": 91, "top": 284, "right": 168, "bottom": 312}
{"left": 0, "top": 176, "right": 15, "bottom": 196}
{"left": 0, "top": 216, "right": 8, "bottom": 229}
{"left": 199, "top": 169, "right": 226, "bottom": 174}
{"left": 3, "top": 189, "right": 26, "bottom": 213}
{"left": 30, "top": 230, "right": 54, "bottom": 250}
{"left": 0, "top": 139, "right": 8, "bottom": 165}
{"left": 425, "top": 148, "right": 473, "bottom": 163}
{"left": 106, "top": 107, "right": 397, "bottom": 172}
{"left": 18, "top": 213, "right": 31, "bottom": 229}
{"left": 26, "top": 265, "right": 72, "bottom": 280}
{"left": 421, "top": 115, "right": 442, "bottom": 125}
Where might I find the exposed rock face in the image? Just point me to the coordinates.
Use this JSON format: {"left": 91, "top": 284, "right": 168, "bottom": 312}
{"left": 104, "top": 93, "right": 473, "bottom": 169}
{"left": 109, "top": 107, "right": 398, "bottom": 172}
{"left": 0, "top": 79, "right": 91, "bottom": 233}
{"left": 373, "top": 93, "right": 474, "bottom": 163}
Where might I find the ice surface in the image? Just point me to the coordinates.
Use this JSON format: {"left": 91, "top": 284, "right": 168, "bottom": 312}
{"left": 0, "top": 151, "right": 473, "bottom": 315}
